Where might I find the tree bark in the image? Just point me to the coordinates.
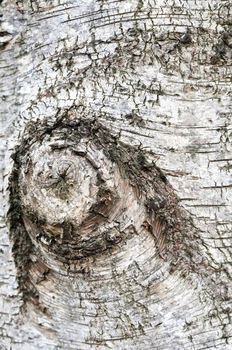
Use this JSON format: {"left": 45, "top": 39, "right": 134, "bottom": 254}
{"left": 0, "top": 0, "right": 231, "bottom": 349}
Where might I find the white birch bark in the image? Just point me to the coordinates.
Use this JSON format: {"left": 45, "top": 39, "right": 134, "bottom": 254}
{"left": 0, "top": 0, "right": 231, "bottom": 349}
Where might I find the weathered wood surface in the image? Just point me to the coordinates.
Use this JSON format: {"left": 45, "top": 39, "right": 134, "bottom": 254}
{"left": 0, "top": 0, "right": 231, "bottom": 349}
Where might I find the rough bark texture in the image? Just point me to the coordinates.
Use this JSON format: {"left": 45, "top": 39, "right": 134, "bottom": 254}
{"left": 0, "top": 0, "right": 232, "bottom": 349}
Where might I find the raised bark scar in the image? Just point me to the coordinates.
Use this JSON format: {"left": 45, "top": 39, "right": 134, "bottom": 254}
{"left": 8, "top": 117, "right": 181, "bottom": 305}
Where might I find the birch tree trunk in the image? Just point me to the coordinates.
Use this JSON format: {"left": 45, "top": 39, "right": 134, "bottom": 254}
{"left": 0, "top": 0, "right": 232, "bottom": 349}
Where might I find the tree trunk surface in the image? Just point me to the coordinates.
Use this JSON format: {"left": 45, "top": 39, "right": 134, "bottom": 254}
{"left": 0, "top": 1, "right": 231, "bottom": 349}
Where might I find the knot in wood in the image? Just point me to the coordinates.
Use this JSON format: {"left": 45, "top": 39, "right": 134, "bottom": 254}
{"left": 16, "top": 120, "right": 146, "bottom": 263}
{"left": 8, "top": 118, "right": 176, "bottom": 283}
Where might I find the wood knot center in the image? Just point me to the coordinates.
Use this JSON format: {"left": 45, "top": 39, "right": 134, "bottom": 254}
{"left": 37, "top": 159, "right": 77, "bottom": 199}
